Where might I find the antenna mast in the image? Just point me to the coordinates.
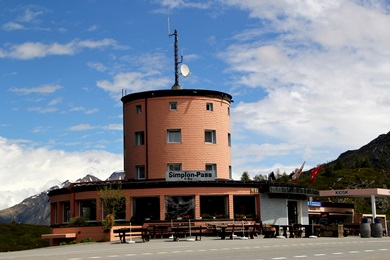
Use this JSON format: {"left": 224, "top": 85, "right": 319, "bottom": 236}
{"left": 168, "top": 18, "right": 190, "bottom": 90}
{"left": 169, "top": 29, "right": 182, "bottom": 90}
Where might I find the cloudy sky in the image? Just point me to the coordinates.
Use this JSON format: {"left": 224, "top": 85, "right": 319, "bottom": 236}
{"left": 1, "top": 0, "right": 390, "bottom": 210}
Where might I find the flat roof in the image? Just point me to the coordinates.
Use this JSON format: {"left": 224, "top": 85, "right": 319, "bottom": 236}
{"left": 320, "top": 188, "right": 390, "bottom": 197}
{"left": 121, "top": 89, "right": 233, "bottom": 104}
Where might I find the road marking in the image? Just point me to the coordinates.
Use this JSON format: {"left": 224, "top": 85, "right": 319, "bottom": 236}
{"left": 364, "top": 250, "right": 374, "bottom": 252}
{"left": 272, "top": 258, "right": 287, "bottom": 260}
{"left": 107, "top": 256, "right": 119, "bottom": 258}
{"left": 313, "top": 254, "right": 326, "bottom": 256}
{"left": 124, "top": 254, "right": 135, "bottom": 256}
{"left": 333, "top": 252, "right": 343, "bottom": 255}
{"left": 89, "top": 257, "right": 101, "bottom": 259}
{"left": 348, "top": 251, "right": 359, "bottom": 254}
{"left": 293, "top": 255, "right": 307, "bottom": 258}
{"left": 157, "top": 251, "right": 168, "bottom": 254}
{"left": 379, "top": 249, "right": 388, "bottom": 251}
{"left": 141, "top": 253, "right": 152, "bottom": 255}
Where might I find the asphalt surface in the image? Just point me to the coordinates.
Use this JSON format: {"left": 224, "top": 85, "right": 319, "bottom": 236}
{"left": 1, "top": 235, "right": 389, "bottom": 260}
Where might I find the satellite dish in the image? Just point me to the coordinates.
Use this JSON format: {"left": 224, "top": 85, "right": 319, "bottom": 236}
{"left": 180, "top": 64, "right": 190, "bottom": 77}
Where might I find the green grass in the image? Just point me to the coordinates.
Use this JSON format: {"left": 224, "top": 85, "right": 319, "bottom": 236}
{"left": 0, "top": 223, "right": 50, "bottom": 252}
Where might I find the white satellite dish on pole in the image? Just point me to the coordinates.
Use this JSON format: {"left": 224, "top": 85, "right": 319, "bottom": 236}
{"left": 180, "top": 64, "right": 190, "bottom": 77}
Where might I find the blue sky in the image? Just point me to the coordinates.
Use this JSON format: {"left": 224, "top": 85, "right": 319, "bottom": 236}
{"left": 1, "top": 0, "right": 390, "bottom": 210}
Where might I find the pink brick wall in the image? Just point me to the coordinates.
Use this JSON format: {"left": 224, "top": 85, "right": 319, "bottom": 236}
{"left": 123, "top": 95, "right": 231, "bottom": 180}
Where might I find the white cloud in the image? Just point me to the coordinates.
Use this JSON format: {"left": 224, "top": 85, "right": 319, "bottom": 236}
{"left": 68, "top": 123, "right": 122, "bottom": 131}
{"left": 0, "top": 136, "right": 122, "bottom": 210}
{"left": 1, "top": 39, "right": 120, "bottom": 60}
{"left": 96, "top": 71, "right": 171, "bottom": 99}
{"left": 219, "top": 0, "right": 390, "bottom": 173}
{"left": 9, "top": 84, "right": 62, "bottom": 95}
{"left": 17, "top": 7, "right": 45, "bottom": 23}
{"left": 2, "top": 22, "right": 25, "bottom": 31}
{"left": 87, "top": 62, "right": 108, "bottom": 72}
{"left": 28, "top": 107, "right": 58, "bottom": 114}
{"left": 69, "top": 124, "right": 96, "bottom": 131}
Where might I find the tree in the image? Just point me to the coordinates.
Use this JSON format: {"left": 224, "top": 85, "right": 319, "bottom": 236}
{"left": 98, "top": 184, "right": 125, "bottom": 231}
{"left": 240, "top": 171, "right": 251, "bottom": 182}
{"left": 253, "top": 174, "right": 266, "bottom": 182}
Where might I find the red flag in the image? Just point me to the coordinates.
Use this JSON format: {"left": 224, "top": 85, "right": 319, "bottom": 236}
{"left": 292, "top": 161, "right": 305, "bottom": 184}
{"left": 310, "top": 165, "right": 323, "bottom": 184}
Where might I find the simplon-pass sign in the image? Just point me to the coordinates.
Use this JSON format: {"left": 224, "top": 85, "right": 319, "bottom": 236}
{"left": 166, "top": 171, "right": 216, "bottom": 181}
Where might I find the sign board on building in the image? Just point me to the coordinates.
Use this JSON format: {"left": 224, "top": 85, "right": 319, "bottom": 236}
{"left": 308, "top": 201, "right": 322, "bottom": 207}
{"left": 166, "top": 171, "right": 216, "bottom": 181}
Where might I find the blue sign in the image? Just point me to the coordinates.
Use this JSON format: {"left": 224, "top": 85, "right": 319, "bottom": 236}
{"left": 308, "top": 201, "right": 322, "bottom": 207}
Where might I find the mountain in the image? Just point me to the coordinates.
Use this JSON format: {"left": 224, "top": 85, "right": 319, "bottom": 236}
{"left": 0, "top": 172, "right": 124, "bottom": 225}
{"left": 335, "top": 131, "right": 390, "bottom": 170}
{"left": 297, "top": 131, "right": 390, "bottom": 216}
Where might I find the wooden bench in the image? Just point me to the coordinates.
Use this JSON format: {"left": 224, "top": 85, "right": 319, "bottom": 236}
{"left": 218, "top": 224, "right": 256, "bottom": 239}
{"left": 41, "top": 233, "right": 77, "bottom": 246}
{"left": 113, "top": 227, "right": 150, "bottom": 243}
{"left": 171, "top": 225, "right": 207, "bottom": 241}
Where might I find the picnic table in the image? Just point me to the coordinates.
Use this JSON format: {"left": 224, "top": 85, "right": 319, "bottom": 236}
{"left": 171, "top": 225, "right": 206, "bottom": 241}
{"left": 217, "top": 223, "right": 261, "bottom": 239}
{"left": 113, "top": 227, "right": 150, "bottom": 243}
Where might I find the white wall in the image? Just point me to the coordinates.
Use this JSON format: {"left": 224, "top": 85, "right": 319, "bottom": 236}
{"left": 260, "top": 194, "right": 309, "bottom": 225}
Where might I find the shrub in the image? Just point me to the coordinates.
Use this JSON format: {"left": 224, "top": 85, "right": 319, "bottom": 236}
{"left": 69, "top": 217, "right": 87, "bottom": 227}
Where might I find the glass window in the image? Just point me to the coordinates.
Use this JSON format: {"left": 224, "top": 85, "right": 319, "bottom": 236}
{"left": 167, "top": 163, "right": 182, "bottom": 171}
{"left": 135, "top": 131, "right": 144, "bottom": 145}
{"left": 133, "top": 197, "right": 160, "bottom": 222}
{"left": 79, "top": 199, "right": 96, "bottom": 221}
{"left": 167, "top": 129, "right": 181, "bottom": 143}
{"left": 228, "top": 133, "right": 231, "bottom": 147}
{"left": 169, "top": 102, "right": 177, "bottom": 110}
{"left": 205, "top": 130, "right": 216, "bottom": 144}
{"left": 200, "top": 195, "right": 228, "bottom": 219}
{"left": 165, "top": 196, "right": 195, "bottom": 220}
{"left": 136, "top": 165, "right": 145, "bottom": 179}
{"left": 229, "top": 165, "right": 232, "bottom": 180}
{"left": 63, "top": 201, "right": 70, "bottom": 223}
{"left": 206, "top": 102, "right": 213, "bottom": 111}
{"left": 102, "top": 197, "right": 126, "bottom": 221}
{"left": 136, "top": 105, "right": 142, "bottom": 113}
{"left": 233, "top": 195, "right": 256, "bottom": 219}
{"left": 205, "top": 164, "right": 217, "bottom": 174}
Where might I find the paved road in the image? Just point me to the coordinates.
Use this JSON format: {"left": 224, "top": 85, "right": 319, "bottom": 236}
{"left": 1, "top": 236, "right": 389, "bottom": 260}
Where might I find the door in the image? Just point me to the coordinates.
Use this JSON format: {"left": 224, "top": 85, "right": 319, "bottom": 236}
{"left": 288, "top": 200, "right": 298, "bottom": 224}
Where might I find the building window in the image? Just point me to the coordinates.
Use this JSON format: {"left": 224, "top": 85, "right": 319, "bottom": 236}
{"left": 136, "top": 165, "right": 145, "bottom": 179}
{"left": 228, "top": 107, "right": 230, "bottom": 115}
{"left": 167, "top": 129, "right": 181, "bottom": 143}
{"left": 229, "top": 166, "right": 232, "bottom": 180}
{"left": 102, "top": 197, "right": 126, "bottom": 221}
{"left": 169, "top": 102, "right": 177, "bottom": 110}
{"left": 63, "top": 201, "right": 70, "bottom": 223}
{"left": 79, "top": 199, "right": 96, "bottom": 221}
{"left": 167, "top": 163, "right": 182, "bottom": 171}
{"left": 228, "top": 133, "right": 231, "bottom": 147}
{"left": 206, "top": 164, "right": 217, "bottom": 177}
{"left": 205, "top": 130, "right": 216, "bottom": 144}
{"left": 206, "top": 102, "right": 213, "bottom": 111}
{"left": 165, "top": 196, "right": 195, "bottom": 220}
{"left": 136, "top": 105, "right": 142, "bottom": 113}
{"left": 135, "top": 131, "right": 144, "bottom": 145}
